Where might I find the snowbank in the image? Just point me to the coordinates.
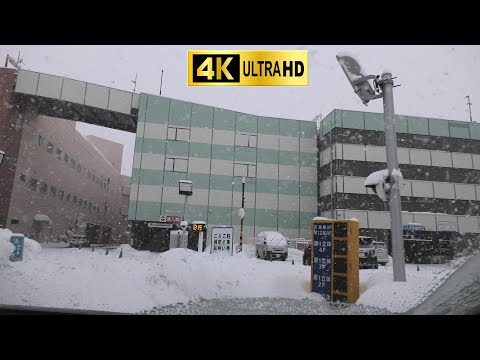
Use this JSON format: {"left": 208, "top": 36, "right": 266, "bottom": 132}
{"left": 0, "top": 229, "right": 42, "bottom": 263}
{"left": 0, "top": 228, "right": 469, "bottom": 314}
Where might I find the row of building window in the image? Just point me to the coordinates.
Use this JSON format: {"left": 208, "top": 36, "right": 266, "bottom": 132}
{"left": 166, "top": 127, "right": 257, "bottom": 148}
{"left": 20, "top": 173, "right": 108, "bottom": 215}
{"left": 37, "top": 134, "right": 110, "bottom": 191}
{"left": 165, "top": 157, "right": 256, "bottom": 178}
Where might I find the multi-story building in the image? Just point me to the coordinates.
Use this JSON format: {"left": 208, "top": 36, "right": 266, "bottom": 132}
{"left": 128, "top": 94, "right": 318, "bottom": 250}
{"left": 3, "top": 66, "right": 479, "bottom": 252}
{"left": 318, "top": 109, "right": 480, "bottom": 245}
{"left": 0, "top": 67, "right": 132, "bottom": 241}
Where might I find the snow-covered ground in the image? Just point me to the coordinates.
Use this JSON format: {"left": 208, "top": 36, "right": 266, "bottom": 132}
{"left": 0, "top": 228, "right": 472, "bottom": 314}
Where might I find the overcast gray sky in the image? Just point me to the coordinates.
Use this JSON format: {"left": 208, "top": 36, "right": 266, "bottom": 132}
{"left": 2, "top": 45, "right": 479, "bottom": 176}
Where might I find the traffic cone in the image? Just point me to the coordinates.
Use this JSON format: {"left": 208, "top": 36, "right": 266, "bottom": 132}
{"left": 417, "top": 265, "right": 420, "bottom": 271}
{"left": 119, "top": 248, "right": 123, "bottom": 259}
{"left": 105, "top": 247, "right": 109, "bottom": 255}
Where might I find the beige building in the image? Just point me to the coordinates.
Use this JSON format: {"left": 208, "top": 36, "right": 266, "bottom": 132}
{"left": 6, "top": 114, "right": 130, "bottom": 242}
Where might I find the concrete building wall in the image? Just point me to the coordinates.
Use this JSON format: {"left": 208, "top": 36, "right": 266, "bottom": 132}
{"left": 129, "top": 94, "right": 318, "bottom": 244}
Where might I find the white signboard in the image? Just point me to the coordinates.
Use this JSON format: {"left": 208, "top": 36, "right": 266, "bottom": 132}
{"left": 179, "top": 180, "right": 193, "bottom": 195}
{"left": 210, "top": 227, "right": 234, "bottom": 255}
{"left": 437, "top": 221, "right": 458, "bottom": 232}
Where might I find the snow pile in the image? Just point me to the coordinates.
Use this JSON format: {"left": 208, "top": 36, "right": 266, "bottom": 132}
{"left": 0, "top": 229, "right": 42, "bottom": 263}
{"left": 0, "top": 228, "right": 469, "bottom": 314}
{"left": 0, "top": 230, "right": 15, "bottom": 263}
{"left": 356, "top": 257, "right": 469, "bottom": 313}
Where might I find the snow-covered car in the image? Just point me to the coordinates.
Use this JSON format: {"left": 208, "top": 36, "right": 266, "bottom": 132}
{"left": 255, "top": 231, "right": 288, "bottom": 261}
{"left": 359, "top": 236, "right": 378, "bottom": 269}
{"left": 373, "top": 241, "right": 389, "bottom": 266}
{"left": 68, "top": 235, "right": 90, "bottom": 248}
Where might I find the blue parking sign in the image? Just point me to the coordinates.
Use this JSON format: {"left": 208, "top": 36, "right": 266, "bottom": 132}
{"left": 9, "top": 234, "right": 25, "bottom": 262}
{"left": 312, "top": 223, "right": 332, "bottom": 301}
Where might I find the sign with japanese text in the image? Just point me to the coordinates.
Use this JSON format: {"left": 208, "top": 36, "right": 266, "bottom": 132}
{"left": 210, "top": 227, "right": 234, "bottom": 255}
{"left": 312, "top": 223, "right": 332, "bottom": 301}
{"left": 159, "top": 215, "right": 184, "bottom": 223}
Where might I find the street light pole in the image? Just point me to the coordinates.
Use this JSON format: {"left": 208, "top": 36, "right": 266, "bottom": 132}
{"left": 0, "top": 151, "right": 5, "bottom": 167}
{"left": 239, "top": 176, "right": 246, "bottom": 252}
{"left": 336, "top": 54, "right": 406, "bottom": 282}
{"left": 380, "top": 73, "right": 406, "bottom": 282}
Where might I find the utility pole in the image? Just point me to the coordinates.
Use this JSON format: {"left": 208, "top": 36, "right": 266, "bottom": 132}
{"left": 239, "top": 176, "right": 246, "bottom": 252}
{"left": 159, "top": 69, "right": 164, "bottom": 96}
{"left": 379, "top": 73, "right": 406, "bottom": 282}
{"left": 466, "top": 95, "right": 473, "bottom": 122}
{"left": 132, "top": 73, "right": 137, "bottom": 93}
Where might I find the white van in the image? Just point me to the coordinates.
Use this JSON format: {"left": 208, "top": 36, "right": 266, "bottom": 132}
{"left": 255, "top": 231, "right": 289, "bottom": 261}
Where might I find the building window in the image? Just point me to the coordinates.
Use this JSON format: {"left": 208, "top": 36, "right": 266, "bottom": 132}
{"left": 107, "top": 178, "right": 110, "bottom": 191}
{"left": 64, "top": 153, "right": 69, "bottom": 163}
{"left": 104, "top": 201, "right": 108, "bottom": 213}
{"left": 73, "top": 195, "right": 77, "bottom": 204}
{"left": 247, "top": 164, "right": 256, "bottom": 178}
{"left": 235, "top": 133, "right": 257, "bottom": 148}
{"left": 10, "top": 218, "right": 20, "bottom": 225}
{"left": 83, "top": 200, "right": 87, "bottom": 208}
{"left": 66, "top": 194, "right": 71, "bottom": 202}
{"left": 19, "top": 174, "right": 26, "bottom": 182}
{"left": 165, "top": 157, "right": 188, "bottom": 172}
{"left": 76, "top": 163, "right": 81, "bottom": 173}
{"left": 29, "top": 178, "right": 38, "bottom": 191}
{"left": 88, "top": 202, "right": 92, "bottom": 211}
{"left": 47, "top": 142, "right": 54, "bottom": 154}
{"left": 120, "top": 206, "right": 128, "bottom": 216}
{"left": 39, "top": 182, "right": 48, "bottom": 194}
{"left": 87, "top": 170, "right": 91, "bottom": 179}
{"left": 56, "top": 148, "right": 62, "bottom": 159}
{"left": 234, "top": 163, "right": 256, "bottom": 178}
{"left": 37, "top": 135, "right": 43, "bottom": 146}
{"left": 50, "top": 186, "right": 56, "bottom": 197}
{"left": 59, "top": 190, "right": 64, "bottom": 200}
{"left": 77, "top": 198, "right": 82, "bottom": 207}
{"left": 70, "top": 159, "right": 76, "bottom": 168}
{"left": 167, "top": 127, "right": 190, "bottom": 141}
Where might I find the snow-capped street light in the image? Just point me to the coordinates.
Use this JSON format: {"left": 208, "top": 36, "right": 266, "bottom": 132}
{"left": 336, "top": 54, "right": 406, "bottom": 282}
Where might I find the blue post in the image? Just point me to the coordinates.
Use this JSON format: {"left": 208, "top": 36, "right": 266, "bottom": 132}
{"left": 9, "top": 234, "right": 25, "bottom": 262}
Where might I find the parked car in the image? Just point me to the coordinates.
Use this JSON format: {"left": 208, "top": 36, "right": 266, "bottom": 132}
{"left": 359, "top": 236, "right": 378, "bottom": 269}
{"left": 372, "top": 240, "right": 389, "bottom": 266}
{"left": 255, "top": 231, "right": 288, "bottom": 261}
{"left": 68, "top": 234, "right": 90, "bottom": 248}
{"left": 303, "top": 243, "right": 311, "bottom": 265}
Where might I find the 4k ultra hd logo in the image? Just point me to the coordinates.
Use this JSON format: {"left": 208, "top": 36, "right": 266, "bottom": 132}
{"left": 188, "top": 50, "right": 308, "bottom": 86}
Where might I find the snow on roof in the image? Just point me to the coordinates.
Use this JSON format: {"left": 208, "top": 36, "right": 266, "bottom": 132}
{"left": 33, "top": 214, "right": 51, "bottom": 222}
{"left": 313, "top": 217, "right": 332, "bottom": 221}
